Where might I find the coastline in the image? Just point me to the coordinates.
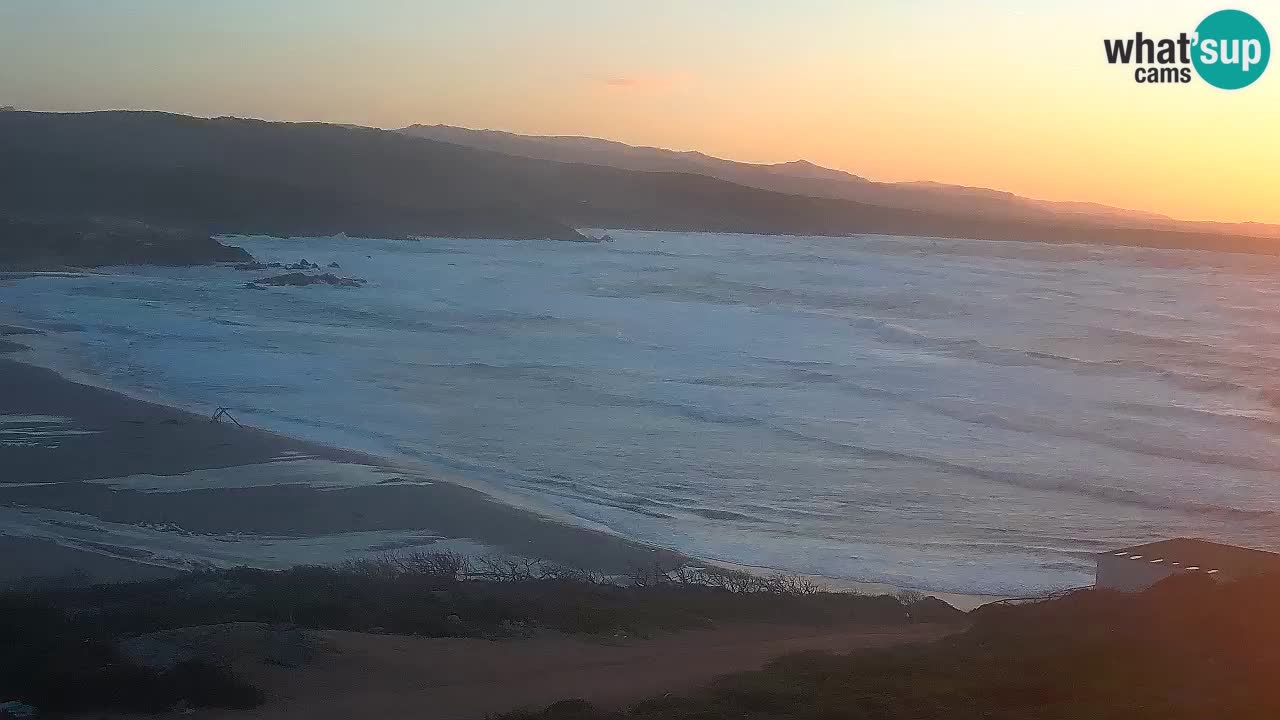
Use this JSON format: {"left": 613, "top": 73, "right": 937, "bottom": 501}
{"left": 0, "top": 342, "right": 683, "bottom": 585}
{"left": 0, "top": 319, "right": 999, "bottom": 610}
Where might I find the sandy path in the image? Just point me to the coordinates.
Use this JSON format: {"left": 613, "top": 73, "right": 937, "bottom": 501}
{"left": 199, "top": 623, "right": 957, "bottom": 720}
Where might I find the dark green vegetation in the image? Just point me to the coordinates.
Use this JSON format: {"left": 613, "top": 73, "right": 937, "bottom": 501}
{"left": 3, "top": 110, "right": 1278, "bottom": 253}
{"left": 0, "top": 593, "right": 263, "bottom": 713}
{"left": 508, "top": 573, "right": 1280, "bottom": 720}
{"left": 0, "top": 215, "right": 251, "bottom": 271}
{"left": 0, "top": 554, "right": 952, "bottom": 714}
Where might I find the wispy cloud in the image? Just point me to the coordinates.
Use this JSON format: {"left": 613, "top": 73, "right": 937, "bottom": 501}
{"left": 591, "top": 72, "right": 694, "bottom": 93}
{"left": 603, "top": 77, "right": 642, "bottom": 88}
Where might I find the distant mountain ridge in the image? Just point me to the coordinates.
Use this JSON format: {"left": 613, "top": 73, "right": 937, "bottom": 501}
{"left": 399, "top": 124, "right": 1280, "bottom": 239}
{"left": 1, "top": 110, "right": 1277, "bottom": 256}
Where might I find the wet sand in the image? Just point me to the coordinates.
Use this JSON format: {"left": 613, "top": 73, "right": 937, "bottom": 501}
{"left": 0, "top": 355, "right": 382, "bottom": 483}
{"left": 0, "top": 355, "right": 680, "bottom": 583}
{"left": 0, "top": 535, "right": 182, "bottom": 588}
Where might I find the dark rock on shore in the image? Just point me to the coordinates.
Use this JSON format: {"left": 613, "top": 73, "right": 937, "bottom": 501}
{"left": 0, "top": 216, "right": 251, "bottom": 270}
{"left": 234, "top": 258, "right": 326, "bottom": 271}
{"left": 233, "top": 261, "right": 283, "bottom": 271}
{"left": 248, "top": 272, "right": 365, "bottom": 288}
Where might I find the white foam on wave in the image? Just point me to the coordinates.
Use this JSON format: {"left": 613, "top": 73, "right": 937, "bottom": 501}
{"left": 6, "top": 231, "right": 1280, "bottom": 594}
{"left": 4, "top": 311, "right": 617, "bottom": 539}
{"left": 0, "top": 414, "right": 100, "bottom": 448}
{"left": 0, "top": 503, "right": 498, "bottom": 573}
{"left": 84, "top": 458, "right": 428, "bottom": 493}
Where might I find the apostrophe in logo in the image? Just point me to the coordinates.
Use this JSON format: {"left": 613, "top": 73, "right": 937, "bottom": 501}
{"left": 1103, "top": 9, "right": 1269, "bottom": 89}
{"left": 1193, "top": 9, "right": 1269, "bottom": 89}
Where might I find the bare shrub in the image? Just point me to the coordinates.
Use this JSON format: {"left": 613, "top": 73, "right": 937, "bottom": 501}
{"left": 338, "top": 552, "right": 402, "bottom": 579}
{"left": 626, "top": 562, "right": 823, "bottom": 595}
{"left": 627, "top": 558, "right": 686, "bottom": 588}
{"left": 536, "top": 563, "right": 607, "bottom": 584}
{"left": 396, "top": 550, "right": 471, "bottom": 581}
{"left": 765, "top": 573, "right": 823, "bottom": 596}
{"left": 696, "top": 566, "right": 764, "bottom": 593}
{"left": 894, "top": 590, "right": 927, "bottom": 606}
{"left": 476, "top": 555, "right": 544, "bottom": 582}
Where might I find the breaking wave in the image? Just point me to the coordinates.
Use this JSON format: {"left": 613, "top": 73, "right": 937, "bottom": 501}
{"left": 7, "top": 229, "right": 1280, "bottom": 595}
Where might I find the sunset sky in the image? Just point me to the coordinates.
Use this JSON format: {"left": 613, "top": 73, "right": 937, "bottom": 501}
{"left": 1, "top": 0, "right": 1276, "bottom": 224}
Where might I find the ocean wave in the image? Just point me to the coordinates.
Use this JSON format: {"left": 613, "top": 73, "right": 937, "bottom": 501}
{"left": 753, "top": 330, "right": 1249, "bottom": 397}
{"left": 923, "top": 399, "right": 1280, "bottom": 474}
{"left": 1261, "top": 388, "right": 1280, "bottom": 411}
{"left": 757, "top": 422, "right": 1280, "bottom": 521}
{"left": 686, "top": 507, "right": 761, "bottom": 522}
{"left": 588, "top": 275, "right": 959, "bottom": 318}
{"left": 14, "top": 229, "right": 1280, "bottom": 596}
{"left": 664, "top": 375, "right": 791, "bottom": 389}
{"left": 1110, "top": 401, "right": 1280, "bottom": 434}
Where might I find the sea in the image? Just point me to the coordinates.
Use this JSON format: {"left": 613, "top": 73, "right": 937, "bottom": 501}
{"left": 5, "top": 229, "right": 1280, "bottom": 596}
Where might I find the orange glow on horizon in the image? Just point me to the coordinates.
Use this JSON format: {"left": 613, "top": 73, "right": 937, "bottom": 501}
{"left": 1, "top": 0, "right": 1275, "bottom": 224}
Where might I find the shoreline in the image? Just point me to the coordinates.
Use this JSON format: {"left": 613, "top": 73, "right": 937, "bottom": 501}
{"left": 5, "top": 319, "right": 627, "bottom": 539}
{"left": 0, "top": 346, "right": 684, "bottom": 585}
{"left": 0, "top": 320, "right": 999, "bottom": 609}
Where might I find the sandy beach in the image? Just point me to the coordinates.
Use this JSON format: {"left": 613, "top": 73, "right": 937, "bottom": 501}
{"left": 0, "top": 319, "right": 1002, "bottom": 609}
{"left": 3, "top": 333, "right": 974, "bottom": 720}
{"left": 0, "top": 338, "right": 681, "bottom": 586}
{"left": 1, "top": 20, "right": 1273, "bottom": 716}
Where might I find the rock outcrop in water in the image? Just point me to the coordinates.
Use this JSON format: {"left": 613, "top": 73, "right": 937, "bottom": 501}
{"left": 247, "top": 272, "right": 365, "bottom": 288}
{"left": 0, "top": 216, "right": 251, "bottom": 271}
{"left": 234, "top": 258, "right": 332, "bottom": 272}
{"left": 235, "top": 256, "right": 337, "bottom": 270}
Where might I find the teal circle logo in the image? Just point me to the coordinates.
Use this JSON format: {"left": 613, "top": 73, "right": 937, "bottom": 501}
{"left": 1193, "top": 10, "right": 1270, "bottom": 89}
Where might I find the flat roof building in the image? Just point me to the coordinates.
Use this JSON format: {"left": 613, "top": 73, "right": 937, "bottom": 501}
{"left": 1096, "top": 538, "right": 1280, "bottom": 592}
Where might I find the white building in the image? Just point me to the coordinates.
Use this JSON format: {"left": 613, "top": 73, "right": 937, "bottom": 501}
{"left": 1096, "top": 538, "right": 1280, "bottom": 592}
